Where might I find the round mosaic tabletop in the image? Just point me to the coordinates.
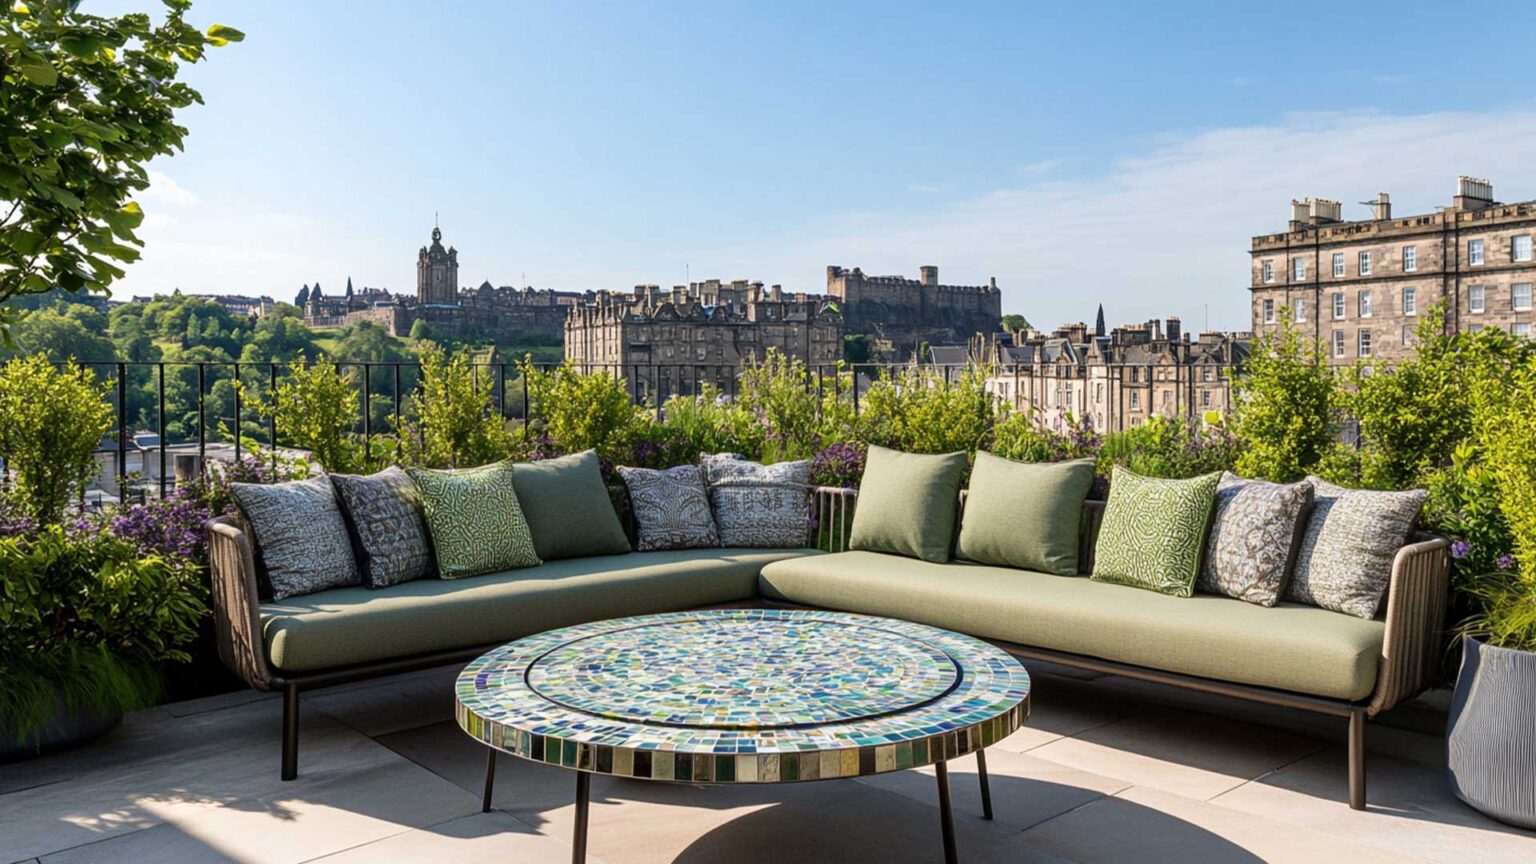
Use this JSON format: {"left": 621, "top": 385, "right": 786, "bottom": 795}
{"left": 455, "top": 609, "right": 1031, "bottom": 784}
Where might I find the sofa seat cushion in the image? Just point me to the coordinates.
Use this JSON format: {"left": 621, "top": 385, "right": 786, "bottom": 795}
{"left": 263, "top": 548, "right": 820, "bottom": 672}
{"left": 758, "top": 551, "right": 1385, "bottom": 701}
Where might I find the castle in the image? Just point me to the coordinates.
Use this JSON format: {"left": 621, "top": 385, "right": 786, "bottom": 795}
{"left": 825, "top": 265, "right": 1002, "bottom": 354}
{"left": 300, "top": 225, "right": 590, "bottom": 340}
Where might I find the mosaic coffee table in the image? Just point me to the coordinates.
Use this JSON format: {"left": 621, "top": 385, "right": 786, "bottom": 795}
{"left": 456, "top": 608, "right": 1031, "bottom": 863}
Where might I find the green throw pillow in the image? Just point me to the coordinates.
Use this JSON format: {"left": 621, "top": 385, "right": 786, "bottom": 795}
{"left": 848, "top": 445, "right": 967, "bottom": 563}
{"left": 1091, "top": 467, "right": 1220, "bottom": 596}
{"left": 407, "top": 461, "right": 541, "bottom": 579}
{"left": 957, "top": 452, "right": 1096, "bottom": 576}
{"left": 511, "top": 450, "right": 630, "bottom": 560}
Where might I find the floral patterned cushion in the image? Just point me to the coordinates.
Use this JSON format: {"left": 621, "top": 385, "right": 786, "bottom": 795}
{"left": 232, "top": 476, "right": 360, "bottom": 600}
{"left": 1287, "top": 477, "right": 1425, "bottom": 619}
{"left": 330, "top": 466, "right": 434, "bottom": 588}
{"left": 1196, "top": 472, "right": 1312, "bottom": 606}
{"left": 617, "top": 465, "right": 720, "bottom": 551}
{"left": 700, "top": 454, "right": 811, "bottom": 548}
{"left": 406, "top": 462, "right": 541, "bottom": 579}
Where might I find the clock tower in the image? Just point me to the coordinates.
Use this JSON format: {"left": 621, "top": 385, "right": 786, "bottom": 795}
{"left": 416, "top": 223, "right": 459, "bottom": 306}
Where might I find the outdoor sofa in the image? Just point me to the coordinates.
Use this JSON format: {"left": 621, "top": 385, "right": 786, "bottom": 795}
{"left": 207, "top": 454, "right": 1448, "bottom": 811}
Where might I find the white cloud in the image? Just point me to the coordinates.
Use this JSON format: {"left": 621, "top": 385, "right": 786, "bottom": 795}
{"left": 138, "top": 170, "right": 200, "bottom": 208}
{"left": 701, "top": 105, "right": 1536, "bottom": 333}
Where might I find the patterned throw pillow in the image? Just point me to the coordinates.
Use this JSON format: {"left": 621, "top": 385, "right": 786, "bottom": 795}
{"left": 330, "top": 466, "right": 434, "bottom": 588}
{"left": 1091, "top": 467, "right": 1221, "bottom": 597}
{"left": 617, "top": 465, "right": 720, "bottom": 551}
{"left": 700, "top": 454, "right": 811, "bottom": 548}
{"left": 1287, "top": 476, "right": 1425, "bottom": 619}
{"left": 406, "top": 461, "right": 541, "bottom": 579}
{"left": 1197, "top": 472, "right": 1312, "bottom": 606}
{"left": 232, "top": 476, "right": 360, "bottom": 600}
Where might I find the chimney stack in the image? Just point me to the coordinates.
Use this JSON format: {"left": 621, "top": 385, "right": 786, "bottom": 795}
{"left": 1165, "top": 316, "right": 1181, "bottom": 344}
{"left": 1369, "top": 192, "right": 1392, "bottom": 221}
{"left": 1454, "top": 176, "right": 1495, "bottom": 211}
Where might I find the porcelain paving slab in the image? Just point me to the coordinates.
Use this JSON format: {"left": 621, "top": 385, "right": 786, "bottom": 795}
{"left": 303, "top": 812, "right": 600, "bottom": 864}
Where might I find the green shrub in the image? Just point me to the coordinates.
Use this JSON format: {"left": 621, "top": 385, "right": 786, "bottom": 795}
{"left": 1098, "top": 415, "right": 1238, "bottom": 479}
{"left": 0, "top": 354, "right": 115, "bottom": 525}
{"left": 658, "top": 386, "right": 765, "bottom": 462}
{"left": 249, "top": 356, "right": 377, "bottom": 473}
{"left": 737, "top": 351, "right": 826, "bottom": 461}
{"left": 989, "top": 410, "right": 1099, "bottom": 463}
{"left": 522, "top": 360, "right": 648, "bottom": 462}
{"left": 856, "top": 365, "right": 997, "bottom": 455}
{"left": 1229, "top": 323, "right": 1339, "bottom": 482}
{"left": 0, "top": 527, "right": 206, "bottom": 742}
{"left": 395, "top": 345, "right": 516, "bottom": 468}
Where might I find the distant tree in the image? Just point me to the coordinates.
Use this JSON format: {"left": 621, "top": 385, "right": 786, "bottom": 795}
{"left": 1229, "top": 322, "right": 1340, "bottom": 482}
{"left": 3, "top": 303, "right": 115, "bottom": 363}
{"left": 843, "top": 334, "right": 871, "bottom": 365}
{"left": 408, "top": 318, "right": 431, "bottom": 341}
{"left": 0, "top": 2, "right": 242, "bottom": 339}
{"left": 1000, "top": 314, "right": 1031, "bottom": 333}
{"left": 336, "top": 320, "right": 409, "bottom": 363}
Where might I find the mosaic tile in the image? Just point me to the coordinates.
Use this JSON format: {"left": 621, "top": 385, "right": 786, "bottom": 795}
{"left": 455, "top": 609, "right": 1030, "bottom": 784}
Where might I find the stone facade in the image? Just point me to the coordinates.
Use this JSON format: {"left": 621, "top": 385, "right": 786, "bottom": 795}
{"left": 952, "top": 312, "right": 1249, "bottom": 434}
{"left": 1251, "top": 177, "right": 1536, "bottom": 364}
{"left": 301, "top": 226, "right": 589, "bottom": 339}
{"left": 564, "top": 280, "right": 844, "bottom": 404}
{"left": 825, "top": 265, "right": 1001, "bottom": 356}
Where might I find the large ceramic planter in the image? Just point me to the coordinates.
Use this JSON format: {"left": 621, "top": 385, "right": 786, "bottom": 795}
{"left": 0, "top": 697, "right": 121, "bottom": 763}
{"left": 1447, "top": 636, "right": 1536, "bottom": 829}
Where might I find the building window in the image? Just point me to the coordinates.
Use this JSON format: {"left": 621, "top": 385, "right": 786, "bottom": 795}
{"left": 1470, "top": 238, "right": 1486, "bottom": 265}
{"left": 1292, "top": 257, "right": 1306, "bottom": 280}
{"left": 1515, "top": 322, "right": 1532, "bottom": 339}
{"left": 1403, "top": 325, "right": 1415, "bottom": 348}
{"left": 1332, "top": 330, "right": 1346, "bottom": 358}
{"left": 1358, "top": 329, "right": 1372, "bottom": 358}
{"left": 1201, "top": 389, "right": 1211, "bottom": 408}
{"left": 1402, "top": 286, "right": 1417, "bottom": 316}
{"left": 1358, "top": 251, "right": 1372, "bottom": 276}
{"left": 1332, "top": 291, "right": 1345, "bottom": 319}
{"left": 1515, "top": 283, "right": 1534, "bottom": 311}
{"left": 1262, "top": 299, "right": 1275, "bottom": 324}
{"left": 1470, "top": 285, "right": 1486, "bottom": 313}
{"left": 1470, "top": 323, "right": 1485, "bottom": 333}
{"left": 1129, "top": 391, "right": 1140, "bottom": 410}
{"left": 1403, "top": 245, "right": 1417, "bottom": 272}
{"left": 1332, "top": 253, "right": 1345, "bottom": 278}
{"left": 1202, "top": 366, "right": 1213, "bottom": 382}
{"left": 1358, "top": 290, "right": 1372, "bottom": 318}
{"left": 1293, "top": 297, "right": 1306, "bottom": 323}
{"left": 1516, "top": 235, "right": 1534, "bottom": 263}
{"left": 1261, "top": 260, "right": 1274, "bottom": 283}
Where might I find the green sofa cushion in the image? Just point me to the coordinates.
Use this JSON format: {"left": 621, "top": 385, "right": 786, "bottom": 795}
{"left": 407, "top": 461, "right": 542, "bottom": 579}
{"left": 512, "top": 450, "right": 631, "bottom": 561}
{"left": 957, "top": 453, "right": 1095, "bottom": 576}
{"left": 1092, "top": 467, "right": 1221, "bottom": 597}
{"left": 759, "top": 551, "right": 1384, "bottom": 701}
{"left": 848, "top": 445, "right": 968, "bottom": 563}
{"left": 262, "top": 548, "right": 820, "bottom": 672}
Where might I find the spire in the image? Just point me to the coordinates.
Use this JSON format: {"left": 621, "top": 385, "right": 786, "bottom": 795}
{"left": 296, "top": 284, "right": 310, "bottom": 307}
{"left": 1095, "top": 303, "right": 1106, "bottom": 338}
{"left": 345, "top": 277, "right": 354, "bottom": 298}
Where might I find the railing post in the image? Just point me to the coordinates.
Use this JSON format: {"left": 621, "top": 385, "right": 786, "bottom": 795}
{"left": 233, "top": 362, "right": 242, "bottom": 465}
{"left": 116, "top": 362, "right": 127, "bottom": 499}
{"left": 269, "top": 363, "right": 278, "bottom": 471}
{"left": 157, "top": 363, "right": 167, "bottom": 498}
{"left": 197, "top": 363, "right": 206, "bottom": 477}
{"left": 363, "top": 363, "right": 372, "bottom": 459}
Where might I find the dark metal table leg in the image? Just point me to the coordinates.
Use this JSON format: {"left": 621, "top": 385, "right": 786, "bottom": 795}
{"left": 935, "top": 759, "right": 958, "bottom": 864}
{"left": 482, "top": 748, "right": 496, "bottom": 813}
{"left": 572, "top": 771, "right": 591, "bottom": 864}
{"left": 976, "top": 748, "right": 994, "bottom": 821}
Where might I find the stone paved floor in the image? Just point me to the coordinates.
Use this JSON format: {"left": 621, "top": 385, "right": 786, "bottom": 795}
{"left": 3, "top": 661, "right": 1534, "bottom": 864}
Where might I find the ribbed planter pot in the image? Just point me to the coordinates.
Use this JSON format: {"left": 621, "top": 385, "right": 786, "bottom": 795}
{"left": 0, "top": 698, "right": 122, "bottom": 763}
{"left": 1447, "top": 636, "right": 1536, "bottom": 829}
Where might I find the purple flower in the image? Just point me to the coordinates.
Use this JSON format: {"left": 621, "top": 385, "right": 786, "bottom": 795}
{"left": 1496, "top": 554, "right": 1517, "bottom": 571}
{"left": 108, "top": 487, "right": 213, "bottom": 565}
{"left": 1450, "top": 540, "right": 1471, "bottom": 560}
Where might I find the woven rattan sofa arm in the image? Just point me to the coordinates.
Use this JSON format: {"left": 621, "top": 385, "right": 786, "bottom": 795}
{"left": 810, "top": 486, "right": 857, "bottom": 552}
{"left": 1366, "top": 535, "right": 1451, "bottom": 717}
{"left": 207, "top": 516, "right": 277, "bottom": 691}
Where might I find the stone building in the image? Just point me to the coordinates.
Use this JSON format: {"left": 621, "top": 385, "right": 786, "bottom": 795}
{"left": 1251, "top": 176, "right": 1536, "bottom": 364}
{"left": 564, "top": 280, "right": 844, "bottom": 403}
{"left": 948, "top": 309, "right": 1249, "bottom": 434}
{"left": 825, "top": 265, "right": 1001, "bottom": 357}
{"left": 301, "top": 226, "right": 590, "bottom": 339}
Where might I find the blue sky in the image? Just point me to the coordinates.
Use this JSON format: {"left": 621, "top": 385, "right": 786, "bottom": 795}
{"left": 103, "top": 0, "right": 1536, "bottom": 330}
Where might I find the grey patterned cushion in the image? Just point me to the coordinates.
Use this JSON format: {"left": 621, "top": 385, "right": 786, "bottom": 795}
{"left": 701, "top": 454, "right": 811, "bottom": 548}
{"left": 232, "top": 476, "right": 359, "bottom": 600}
{"left": 1197, "top": 472, "right": 1313, "bottom": 606}
{"left": 406, "top": 462, "right": 542, "bottom": 579}
{"left": 330, "top": 467, "right": 434, "bottom": 588}
{"left": 617, "top": 464, "right": 720, "bottom": 551}
{"left": 1287, "top": 476, "right": 1425, "bottom": 618}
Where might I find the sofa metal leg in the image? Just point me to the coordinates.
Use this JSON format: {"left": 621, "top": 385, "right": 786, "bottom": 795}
{"left": 482, "top": 747, "right": 497, "bottom": 812}
{"left": 1348, "top": 709, "right": 1366, "bottom": 811}
{"left": 281, "top": 683, "right": 300, "bottom": 781}
{"left": 976, "top": 748, "right": 994, "bottom": 820}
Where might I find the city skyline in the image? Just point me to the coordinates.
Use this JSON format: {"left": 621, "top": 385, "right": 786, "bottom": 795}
{"left": 94, "top": 0, "right": 1536, "bottom": 331}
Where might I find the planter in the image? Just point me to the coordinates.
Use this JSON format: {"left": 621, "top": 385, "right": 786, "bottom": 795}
{"left": 0, "top": 697, "right": 122, "bottom": 763}
{"left": 1447, "top": 636, "right": 1536, "bottom": 829}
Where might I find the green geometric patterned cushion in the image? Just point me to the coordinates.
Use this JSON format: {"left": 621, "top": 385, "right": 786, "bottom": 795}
{"left": 406, "top": 461, "right": 541, "bottom": 579}
{"left": 1091, "top": 467, "right": 1221, "bottom": 597}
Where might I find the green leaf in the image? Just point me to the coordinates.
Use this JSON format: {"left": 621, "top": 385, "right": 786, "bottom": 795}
{"left": 102, "top": 201, "right": 145, "bottom": 237}
{"left": 205, "top": 24, "right": 245, "bottom": 45}
{"left": 15, "top": 56, "right": 57, "bottom": 87}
